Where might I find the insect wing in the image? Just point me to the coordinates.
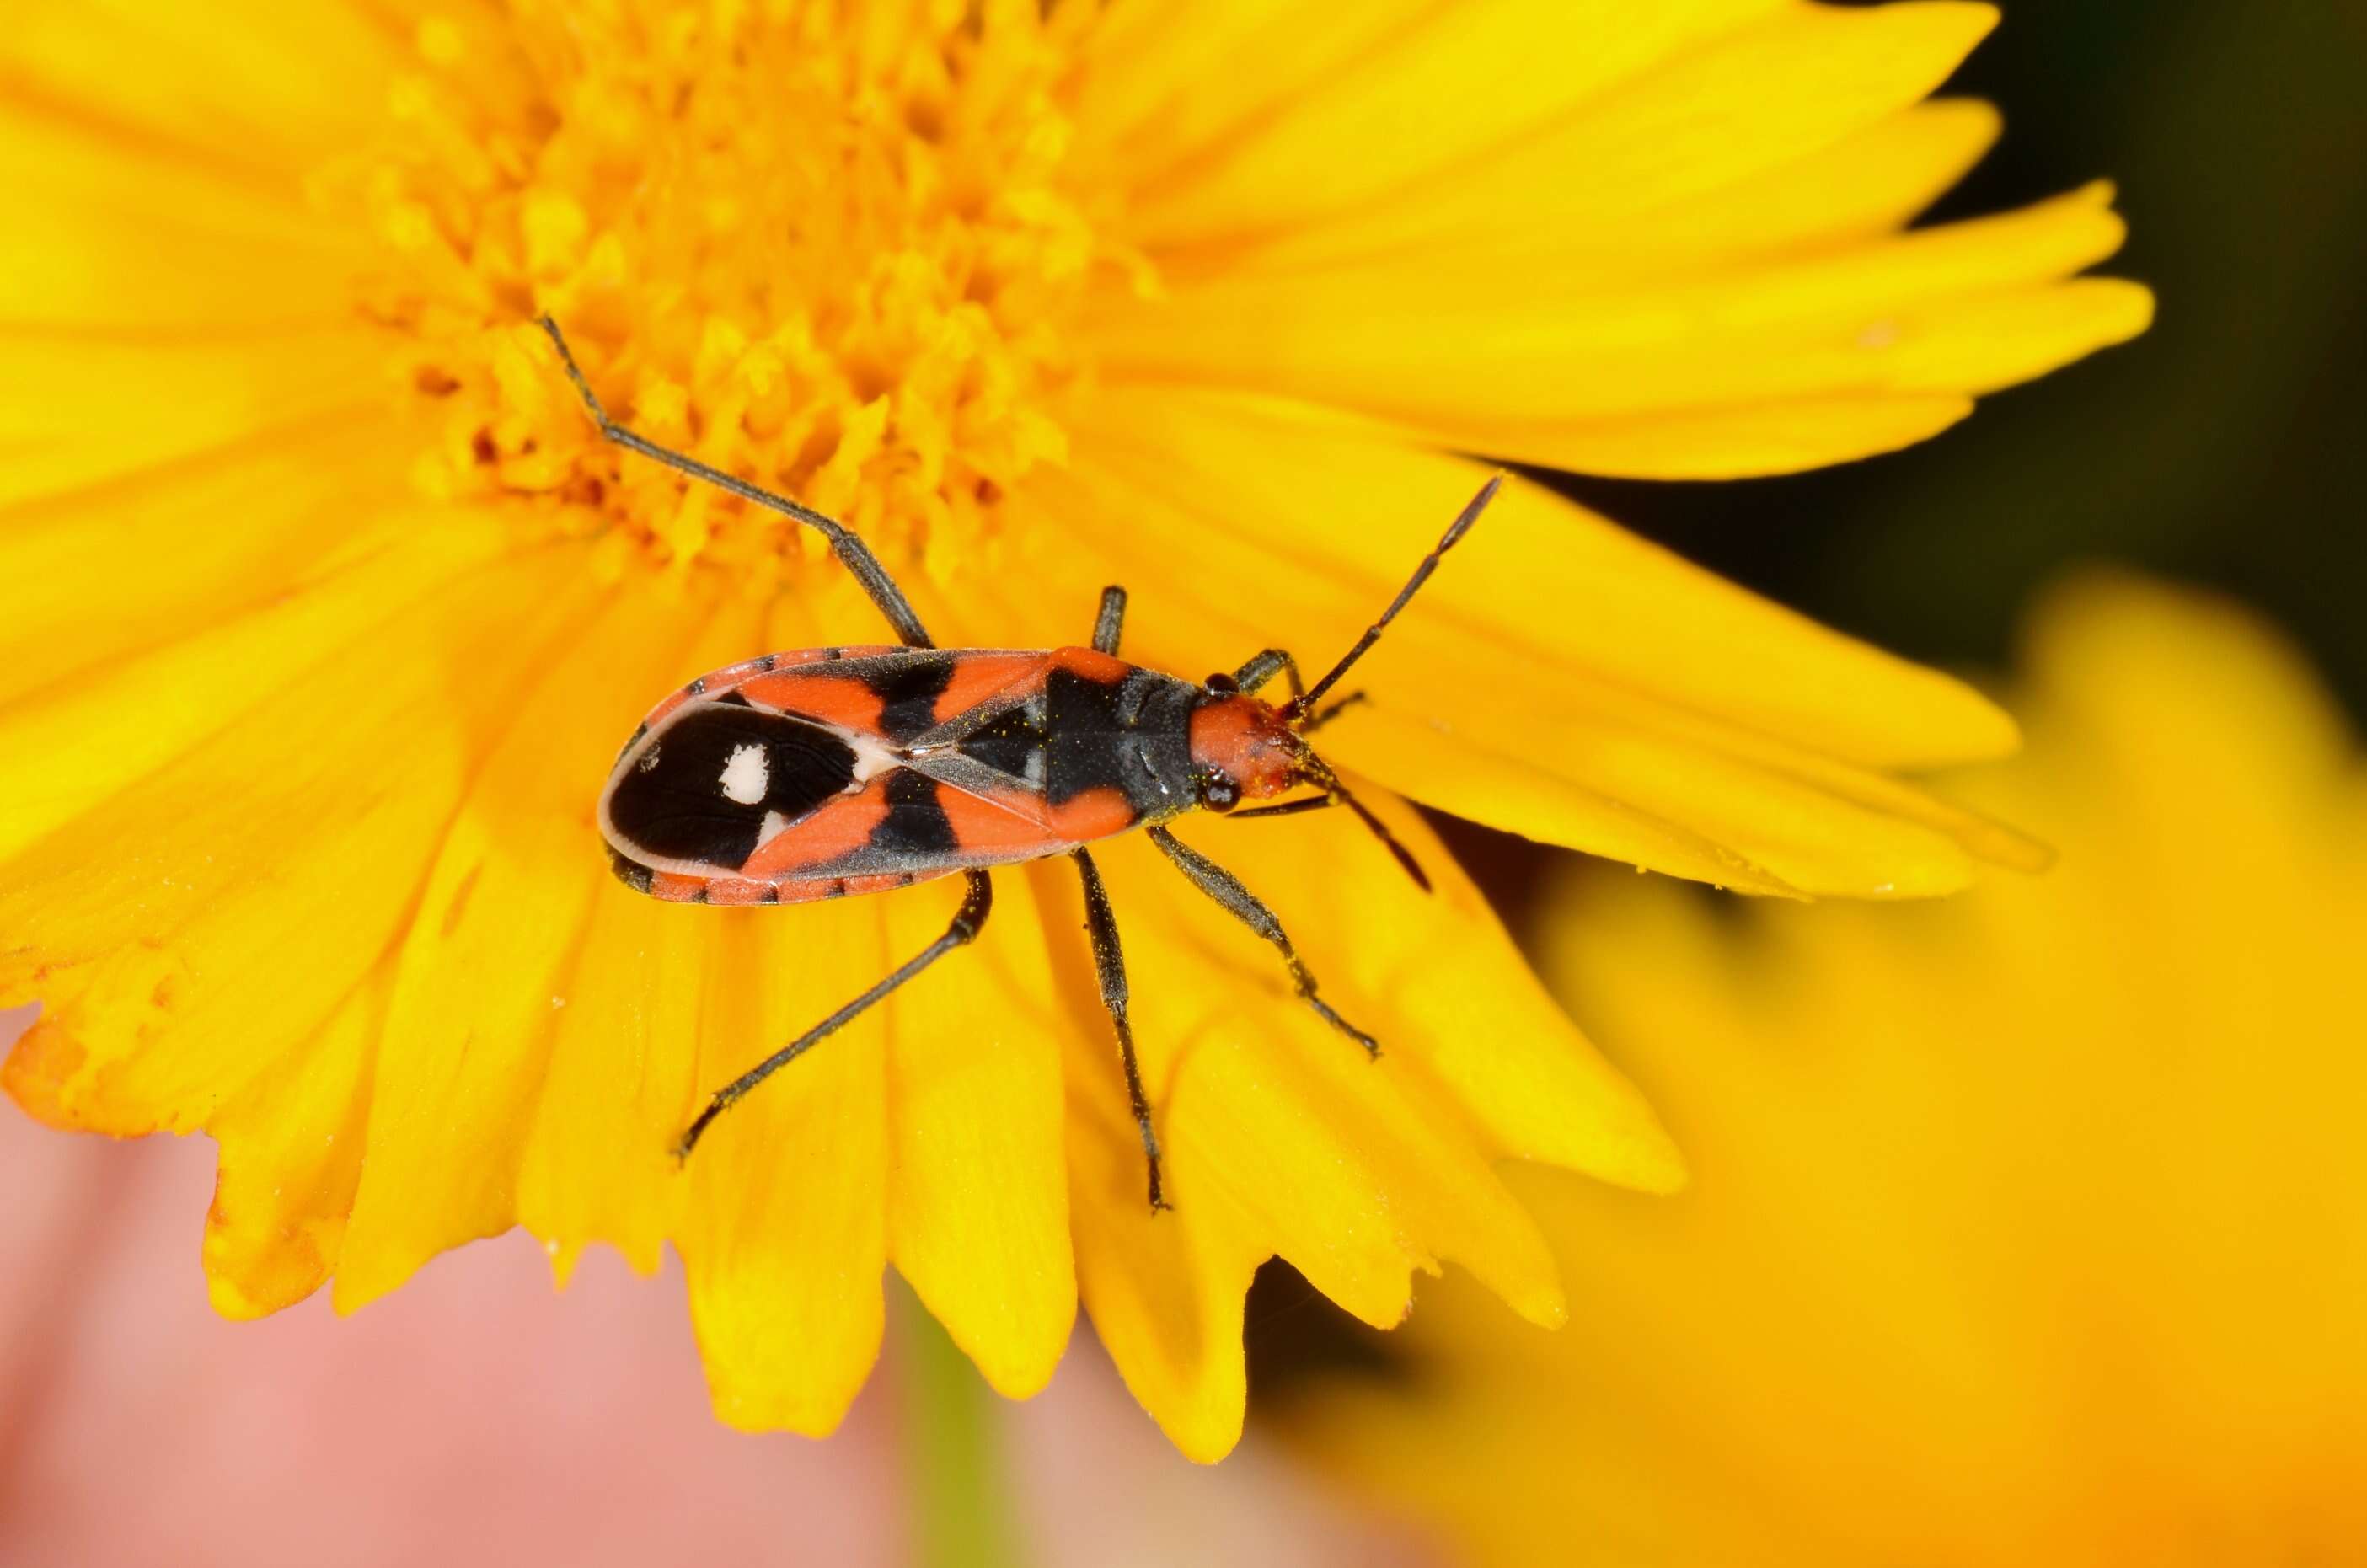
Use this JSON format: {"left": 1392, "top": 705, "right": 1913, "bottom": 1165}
{"left": 602, "top": 647, "right": 1073, "bottom": 901}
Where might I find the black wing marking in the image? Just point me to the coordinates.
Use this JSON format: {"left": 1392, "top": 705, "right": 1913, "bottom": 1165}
{"left": 604, "top": 703, "right": 857, "bottom": 870}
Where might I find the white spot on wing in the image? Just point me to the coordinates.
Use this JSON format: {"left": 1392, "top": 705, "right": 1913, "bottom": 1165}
{"left": 848, "top": 730, "right": 903, "bottom": 784}
{"left": 758, "top": 810, "right": 793, "bottom": 846}
{"left": 719, "top": 741, "right": 769, "bottom": 805}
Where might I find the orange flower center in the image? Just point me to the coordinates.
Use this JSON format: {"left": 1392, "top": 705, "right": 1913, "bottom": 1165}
{"left": 339, "top": 0, "right": 1146, "bottom": 587}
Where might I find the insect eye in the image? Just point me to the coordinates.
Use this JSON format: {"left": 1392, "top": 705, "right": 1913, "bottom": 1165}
{"left": 1202, "top": 672, "right": 1239, "bottom": 695}
{"left": 1198, "top": 772, "right": 1241, "bottom": 812}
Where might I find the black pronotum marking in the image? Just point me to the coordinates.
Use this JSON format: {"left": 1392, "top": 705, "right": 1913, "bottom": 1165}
{"left": 870, "top": 768, "right": 959, "bottom": 858}
{"left": 1043, "top": 666, "right": 1197, "bottom": 812}
{"left": 608, "top": 703, "right": 857, "bottom": 870}
{"left": 865, "top": 655, "right": 956, "bottom": 743}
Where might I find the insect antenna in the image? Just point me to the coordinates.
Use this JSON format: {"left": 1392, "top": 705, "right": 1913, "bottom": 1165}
{"left": 1289, "top": 747, "right": 1432, "bottom": 893}
{"left": 1334, "top": 779, "right": 1430, "bottom": 893}
{"left": 1282, "top": 472, "right": 1504, "bottom": 725}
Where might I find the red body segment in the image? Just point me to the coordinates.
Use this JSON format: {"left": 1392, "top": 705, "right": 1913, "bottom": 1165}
{"left": 1186, "top": 695, "right": 1300, "bottom": 803}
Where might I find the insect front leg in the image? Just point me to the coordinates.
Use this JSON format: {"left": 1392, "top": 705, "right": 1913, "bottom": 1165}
{"left": 1144, "top": 826, "right": 1379, "bottom": 1057}
{"left": 538, "top": 316, "right": 935, "bottom": 650}
{"left": 676, "top": 869, "right": 993, "bottom": 1159}
{"left": 1092, "top": 586, "right": 1127, "bottom": 656}
{"left": 1071, "top": 847, "right": 1168, "bottom": 1212}
{"left": 1229, "top": 647, "right": 1304, "bottom": 702}
{"left": 1299, "top": 690, "right": 1368, "bottom": 732}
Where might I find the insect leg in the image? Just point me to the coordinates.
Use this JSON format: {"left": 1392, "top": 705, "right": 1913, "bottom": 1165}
{"left": 676, "top": 870, "right": 993, "bottom": 1159}
{"left": 1072, "top": 847, "right": 1168, "bottom": 1212}
{"left": 1145, "top": 826, "right": 1379, "bottom": 1058}
{"left": 538, "top": 316, "right": 935, "bottom": 650}
{"left": 1230, "top": 647, "right": 1304, "bottom": 701}
{"left": 1224, "top": 795, "right": 1338, "bottom": 821}
{"left": 1093, "top": 586, "right": 1127, "bottom": 656}
{"left": 1299, "top": 690, "right": 1368, "bottom": 732}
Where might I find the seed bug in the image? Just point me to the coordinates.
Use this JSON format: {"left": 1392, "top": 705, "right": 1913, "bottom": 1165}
{"left": 542, "top": 318, "right": 1498, "bottom": 1210}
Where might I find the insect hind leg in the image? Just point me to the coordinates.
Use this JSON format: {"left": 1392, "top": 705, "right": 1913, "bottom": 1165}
{"left": 538, "top": 316, "right": 935, "bottom": 650}
{"left": 676, "top": 870, "right": 993, "bottom": 1159}
{"left": 1072, "top": 847, "right": 1169, "bottom": 1211}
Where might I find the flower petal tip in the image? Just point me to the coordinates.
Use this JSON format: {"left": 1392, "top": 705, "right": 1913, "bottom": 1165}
{"left": 2102, "top": 278, "right": 2159, "bottom": 341}
{"left": 201, "top": 1223, "right": 331, "bottom": 1323}
{"left": 1621, "top": 1132, "right": 1691, "bottom": 1199}
{"left": 1934, "top": 2, "right": 2004, "bottom": 47}
{"left": 1, "top": 1020, "right": 92, "bottom": 1130}
{"left": 942, "top": 1309, "right": 1076, "bottom": 1404}
{"left": 1170, "top": 1414, "right": 1248, "bottom": 1469}
{"left": 1516, "top": 1288, "right": 1570, "bottom": 1333}
{"left": 1971, "top": 821, "right": 2056, "bottom": 876}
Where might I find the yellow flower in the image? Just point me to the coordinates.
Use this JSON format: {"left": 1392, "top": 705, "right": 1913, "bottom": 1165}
{"left": 1286, "top": 575, "right": 2367, "bottom": 1554}
{"left": 0, "top": 1, "right": 2144, "bottom": 1459}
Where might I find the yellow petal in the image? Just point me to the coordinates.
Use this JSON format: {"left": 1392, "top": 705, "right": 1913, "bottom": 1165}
{"left": 1018, "top": 388, "right": 2032, "bottom": 893}
{"left": 884, "top": 862, "right": 1078, "bottom": 1399}
{"left": 511, "top": 866, "right": 710, "bottom": 1281}
{"left": 0, "top": 328, "right": 384, "bottom": 508}
{"left": 1077, "top": 0, "right": 1443, "bottom": 184}
{"left": 1099, "top": 185, "right": 2145, "bottom": 479}
{"left": 679, "top": 899, "right": 893, "bottom": 1437}
{"left": 1058, "top": 1063, "right": 1263, "bottom": 1462}
{"left": 0, "top": 100, "right": 361, "bottom": 327}
{"left": 334, "top": 582, "right": 688, "bottom": 1310}
{"left": 1526, "top": 97, "right": 2006, "bottom": 272}
{"left": 1024, "top": 848, "right": 1263, "bottom": 1462}
{"left": 1878, "top": 276, "right": 2157, "bottom": 396}
{"left": 1055, "top": 388, "right": 2016, "bottom": 768}
{"left": 1116, "top": 843, "right": 1570, "bottom": 1333}
{"left": 0, "top": 415, "right": 409, "bottom": 704}
{"left": 202, "top": 961, "right": 386, "bottom": 1319}
{"left": 0, "top": 546, "right": 591, "bottom": 1134}
{"left": 8, "top": 0, "right": 392, "bottom": 176}
{"left": 1331, "top": 694, "right": 2048, "bottom": 898}
{"left": 1030, "top": 761, "right": 1675, "bottom": 1456}
{"left": 1122, "top": 0, "right": 1803, "bottom": 249}
{"left": 1504, "top": 393, "right": 1973, "bottom": 481}
{"left": 1263, "top": 781, "right": 1686, "bottom": 1191}
{"left": 0, "top": 507, "right": 511, "bottom": 864}
{"left": 514, "top": 597, "right": 776, "bottom": 1277}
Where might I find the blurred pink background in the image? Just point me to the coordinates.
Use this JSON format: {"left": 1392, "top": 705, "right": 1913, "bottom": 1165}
{"left": 0, "top": 1005, "right": 1427, "bottom": 1567}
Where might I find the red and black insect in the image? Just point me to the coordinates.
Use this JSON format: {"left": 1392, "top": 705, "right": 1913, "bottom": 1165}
{"left": 543, "top": 318, "right": 1499, "bottom": 1209}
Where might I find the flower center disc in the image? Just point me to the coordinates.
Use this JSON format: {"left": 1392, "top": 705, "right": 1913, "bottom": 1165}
{"left": 348, "top": 2, "right": 1133, "bottom": 586}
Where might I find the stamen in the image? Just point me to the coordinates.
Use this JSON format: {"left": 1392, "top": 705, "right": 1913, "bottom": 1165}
{"left": 341, "top": 6, "right": 1148, "bottom": 585}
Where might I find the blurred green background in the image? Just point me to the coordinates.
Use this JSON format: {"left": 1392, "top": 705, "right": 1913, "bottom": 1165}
{"left": 1251, "top": 0, "right": 2367, "bottom": 1397}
